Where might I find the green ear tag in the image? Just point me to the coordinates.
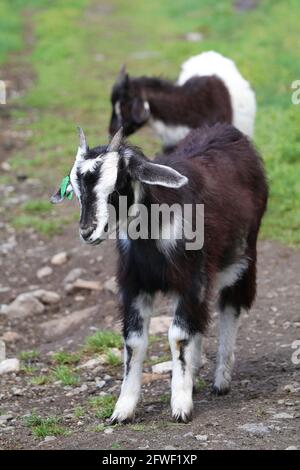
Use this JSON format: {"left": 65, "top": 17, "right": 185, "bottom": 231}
{"left": 66, "top": 189, "right": 73, "bottom": 200}
{"left": 60, "top": 175, "right": 73, "bottom": 200}
{"left": 60, "top": 176, "right": 70, "bottom": 198}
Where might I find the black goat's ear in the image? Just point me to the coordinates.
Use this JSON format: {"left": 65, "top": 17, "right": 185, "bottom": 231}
{"left": 132, "top": 97, "right": 150, "bottom": 124}
{"left": 116, "top": 64, "right": 129, "bottom": 88}
{"left": 131, "top": 160, "right": 188, "bottom": 189}
{"left": 50, "top": 187, "right": 64, "bottom": 204}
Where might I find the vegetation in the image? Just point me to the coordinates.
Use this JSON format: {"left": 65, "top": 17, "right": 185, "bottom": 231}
{"left": 1, "top": 0, "right": 299, "bottom": 245}
{"left": 88, "top": 394, "right": 117, "bottom": 420}
{"left": 84, "top": 330, "right": 122, "bottom": 354}
{"left": 53, "top": 365, "right": 79, "bottom": 386}
{"left": 24, "top": 411, "right": 67, "bottom": 439}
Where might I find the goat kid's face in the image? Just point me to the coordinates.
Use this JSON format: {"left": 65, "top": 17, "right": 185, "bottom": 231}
{"left": 51, "top": 127, "right": 187, "bottom": 245}
{"left": 109, "top": 66, "right": 150, "bottom": 137}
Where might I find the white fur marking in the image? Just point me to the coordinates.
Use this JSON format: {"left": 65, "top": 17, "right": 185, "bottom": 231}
{"left": 111, "top": 294, "right": 152, "bottom": 423}
{"left": 214, "top": 305, "right": 239, "bottom": 392}
{"left": 177, "top": 51, "right": 256, "bottom": 138}
{"left": 89, "top": 152, "right": 119, "bottom": 242}
{"left": 216, "top": 259, "right": 248, "bottom": 294}
{"left": 149, "top": 119, "right": 190, "bottom": 147}
{"left": 115, "top": 101, "right": 121, "bottom": 118}
{"left": 168, "top": 323, "right": 198, "bottom": 421}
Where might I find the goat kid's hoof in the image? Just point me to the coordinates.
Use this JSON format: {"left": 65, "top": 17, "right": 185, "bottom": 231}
{"left": 211, "top": 384, "right": 231, "bottom": 396}
{"left": 172, "top": 410, "right": 193, "bottom": 423}
{"left": 109, "top": 410, "right": 135, "bottom": 425}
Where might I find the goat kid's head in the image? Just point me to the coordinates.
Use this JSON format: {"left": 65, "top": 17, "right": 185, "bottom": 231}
{"left": 51, "top": 127, "right": 187, "bottom": 245}
{"left": 109, "top": 65, "right": 150, "bottom": 137}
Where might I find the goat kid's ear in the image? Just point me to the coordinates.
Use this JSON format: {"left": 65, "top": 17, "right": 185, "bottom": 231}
{"left": 130, "top": 160, "right": 188, "bottom": 189}
{"left": 50, "top": 187, "right": 64, "bottom": 204}
{"left": 132, "top": 97, "right": 150, "bottom": 124}
{"left": 116, "top": 64, "right": 129, "bottom": 88}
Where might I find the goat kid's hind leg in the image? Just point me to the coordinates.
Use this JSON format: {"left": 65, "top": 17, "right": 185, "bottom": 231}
{"left": 213, "top": 260, "right": 256, "bottom": 395}
{"left": 169, "top": 300, "right": 205, "bottom": 423}
{"left": 213, "top": 303, "right": 240, "bottom": 396}
{"left": 110, "top": 293, "right": 153, "bottom": 424}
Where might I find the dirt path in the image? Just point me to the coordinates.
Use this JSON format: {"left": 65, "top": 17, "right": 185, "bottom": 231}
{"left": 0, "top": 3, "right": 299, "bottom": 451}
{"left": 0, "top": 230, "right": 299, "bottom": 450}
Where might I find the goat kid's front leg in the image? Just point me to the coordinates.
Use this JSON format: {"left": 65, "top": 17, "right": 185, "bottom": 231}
{"left": 110, "top": 293, "right": 152, "bottom": 424}
{"left": 169, "top": 308, "right": 203, "bottom": 422}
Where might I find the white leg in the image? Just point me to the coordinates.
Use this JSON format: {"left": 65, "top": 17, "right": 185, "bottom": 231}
{"left": 213, "top": 304, "right": 240, "bottom": 395}
{"left": 110, "top": 294, "right": 152, "bottom": 423}
{"left": 168, "top": 323, "right": 201, "bottom": 422}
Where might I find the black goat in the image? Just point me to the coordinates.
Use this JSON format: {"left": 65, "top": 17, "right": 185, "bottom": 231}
{"left": 51, "top": 123, "right": 267, "bottom": 423}
{"left": 109, "top": 51, "right": 256, "bottom": 151}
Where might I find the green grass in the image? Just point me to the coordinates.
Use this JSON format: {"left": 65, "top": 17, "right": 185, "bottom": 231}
{"left": 21, "top": 365, "right": 39, "bottom": 375}
{"left": 84, "top": 331, "right": 122, "bottom": 354}
{"left": 73, "top": 406, "right": 85, "bottom": 419}
{"left": 24, "top": 411, "right": 67, "bottom": 439}
{"left": 2, "top": 0, "right": 300, "bottom": 246}
{"left": 19, "top": 350, "right": 39, "bottom": 362}
{"left": 88, "top": 394, "right": 116, "bottom": 420}
{"left": 52, "top": 351, "right": 81, "bottom": 365}
{"left": 194, "top": 377, "right": 207, "bottom": 392}
{"left": 106, "top": 349, "right": 122, "bottom": 367}
{"left": 53, "top": 365, "right": 79, "bottom": 386}
{"left": 30, "top": 375, "right": 52, "bottom": 386}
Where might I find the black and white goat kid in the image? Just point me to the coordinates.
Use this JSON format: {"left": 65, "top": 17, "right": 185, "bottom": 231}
{"left": 51, "top": 124, "right": 268, "bottom": 423}
{"left": 109, "top": 51, "right": 256, "bottom": 151}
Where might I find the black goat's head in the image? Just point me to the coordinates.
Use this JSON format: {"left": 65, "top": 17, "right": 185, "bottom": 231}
{"left": 109, "top": 65, "right": 150, "bottom": 137}
{"left": 51, "top": 127, "right": 187, "bottom": 246}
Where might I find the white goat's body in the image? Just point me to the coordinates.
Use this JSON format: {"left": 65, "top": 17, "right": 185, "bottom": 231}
{"left": 177, "top": 51, "right": 256, "bottom": 138}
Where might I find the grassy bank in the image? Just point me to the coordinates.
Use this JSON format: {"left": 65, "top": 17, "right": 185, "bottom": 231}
{"left": 1, "top": 0, "right": 300, "bottom": 245}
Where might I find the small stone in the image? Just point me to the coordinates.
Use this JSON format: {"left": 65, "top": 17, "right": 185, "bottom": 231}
{"left": 150, "top": 316, "right": 172, "bottom": 335}
{"left": 104, "top": 277, "right": 118, "bottom": 294}
{"left": 0, "top": 358, "right": 20, "bottom": 375}
{"left": 152, "top": 361, "right": 172, "bottom": 374}
{"left": 95, "top": 379, "right": 106, "bottom": 389}
{"left": 104, "top": 428, "right": 113, "bottom": 434}
{"left": 184, "top": 32, "right": 203, "bottom": 42}
{"left": 31, "top": 289, "right": 61, "bottom": 305}
{"left": 195, "top": 434, "right": 208, "bottom": 441}
{"left": 1, "top": 161, "right": 11, "bottom": 172}
{"left": 37, "top": 266, "right": 53, "bottom": 279}
{"left": 239, "top": 423, "right": 271, "bottom": 436}
{"left": 1, "top": 331, "right": 21, "bottom": 343}
{"left": 164, "top": 446, "right": 177, "bottom": 450}
{"left": 51, "top": 252, "right": 68, "bottom": 266}
{"left": 64, "top": 268, "right": 84, "bottom": 285}
{"left": 72, "top": 279, "right": 102, "bottom": 291}
{"left": 0, "top": 340, "right": 6, "bottom": 362}
{"left": 44, "top": 436, "right": 57, "bottom": 443}
{"left": 2, "top": 293, "right": 45, "bottom": 318}
{"left": 79, "top": 357, "right": 106, "bottom": 369}
{"left": 142, "top": 372, "right": 168, "bottom": 385}
{"left": 285, "top": 446, "right": 298, "bottom": 450}
{"left": 272, "top": 413, "right": 294, "bottom": 420}
{"left": 284, "top": 383, "right": 300, "bottom": 393}
{"left": 40, "top": 306, "right": 98, "bottom": 340}
{"left": 0, "top": 413, "right": 13, "bottom": 425}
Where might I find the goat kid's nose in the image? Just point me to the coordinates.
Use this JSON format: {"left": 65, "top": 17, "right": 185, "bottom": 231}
{"left": 80, "top": 225, "right": 96, "bottom": 240}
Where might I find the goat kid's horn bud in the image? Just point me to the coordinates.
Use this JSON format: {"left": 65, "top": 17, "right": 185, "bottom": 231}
{"left": 77, "top": 126, "right": 88, "bottom": 152}
{"left": 108, "top": 127, "right": 123, "bottom": 152}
